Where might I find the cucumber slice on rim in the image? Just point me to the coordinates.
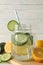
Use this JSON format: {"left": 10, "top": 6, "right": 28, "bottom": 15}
{"left": 7, "top": 20, "right": 19, "bottom": 31}
{"left": 12, "top": 33, "right": 28, "bottom": 46}
{"left": 1, "top": 53, "right": 11, "bottom": 61}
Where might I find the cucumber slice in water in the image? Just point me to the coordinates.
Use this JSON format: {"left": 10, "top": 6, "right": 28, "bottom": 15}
{"left": 7, "top": 20, "right": 19, "bottom": 31}
{"left": 1, "top": 53, "right": 11, "bottom": 61}
{"left": 12, "top": 33, "right": 28, "bottom": 46}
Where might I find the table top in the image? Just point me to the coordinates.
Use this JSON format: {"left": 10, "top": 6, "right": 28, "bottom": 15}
{"left": 9, "top": 59, "right": 43, "bottom": 65}
{"left": 0, "top": 63, "right": 12, "bottom": 65}
{"left": 0, "top": 59, "right": 43, "bottom": 65}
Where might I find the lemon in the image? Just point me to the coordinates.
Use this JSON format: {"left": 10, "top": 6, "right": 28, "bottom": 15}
{"left": 32, "top": 48, "right": 43, "bottom": 62}
{"left": 4, "top": 41, "right": 12, "bottom": 53}
{"left": 12, "top": 42, "right": 31, "bottom": 55}
{"left": 36, "top": 40, "right": 43, "bottom": 48}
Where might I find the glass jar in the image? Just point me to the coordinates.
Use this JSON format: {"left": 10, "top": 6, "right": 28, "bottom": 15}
{"left": 33, "top": 32, "right": 43, "bottom": 47}
{"left": 11, "top": 24, "right": 33, "bottom": 61}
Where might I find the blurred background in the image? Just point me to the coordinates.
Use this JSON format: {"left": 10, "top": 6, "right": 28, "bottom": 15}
{"left": 0, "top": 0, "right": 43, "bottom": 42}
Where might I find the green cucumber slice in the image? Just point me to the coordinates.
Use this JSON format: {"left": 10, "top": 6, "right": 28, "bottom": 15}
{"left": 1, "top": 53, "right": 11, "bottom": 61}
{"left": 7, "top": 20, "right": 19, "bottom": 31}
{"left": 12, "top": 33, "right": 28, "bottom": 46}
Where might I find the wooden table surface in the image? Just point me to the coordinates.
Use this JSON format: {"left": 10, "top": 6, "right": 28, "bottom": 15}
{"left": 9, "top": 59, "right": 43, "bottom": 65}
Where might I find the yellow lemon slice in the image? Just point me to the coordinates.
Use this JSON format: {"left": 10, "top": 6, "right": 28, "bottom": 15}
{"left": 4, "top": 41, "right": 12, "bottom": 53}
{"left": 32, "top": 48, "right": 43, "bottom": 62}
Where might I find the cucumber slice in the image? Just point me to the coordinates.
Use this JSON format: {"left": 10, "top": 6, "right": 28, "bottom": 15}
{"left": 7, "top": 20, "right": 19, "bottom": 31}
{"left": 1, "top": 53, "right": 11, "bottom": 61}
{"left": 12, "top": 33, "right": 28, "bottom": 46}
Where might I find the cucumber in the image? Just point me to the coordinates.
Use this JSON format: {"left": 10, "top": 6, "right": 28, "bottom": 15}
{"left": 12, "top": 33, "right": 28, "bottom": 46}
{"left": 0, "top": 55, "right": 2, "bottom": 63}
{"left": 26, "top": 33, "right": 33, "bottom": 45}
{"left": 0, "top": 42, "right": 6, "bottom": 54}
{"left": 1, "top": 53, "right": 11, "bottom": 62}
{"left": 30, "top": 35, "right": 33, "bottom": 45}
{"left": 7, "top": 20, "right": 19, "bottom": 31}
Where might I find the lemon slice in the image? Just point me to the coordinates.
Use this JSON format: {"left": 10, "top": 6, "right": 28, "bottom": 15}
{"left": 32, "top": 48, "right": 43, "bottom": 62}
{"left": 4, "top": 41, "right": 12, "bottom": 53}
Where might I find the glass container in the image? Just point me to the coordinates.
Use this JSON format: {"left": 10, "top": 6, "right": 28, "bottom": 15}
{"left": 11, "top": 24, "right": 33, "bottom": 61}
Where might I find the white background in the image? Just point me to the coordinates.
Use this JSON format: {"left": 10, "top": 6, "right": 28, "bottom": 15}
{"left": 0, "top": 0, "right": 43, "bottom": 42}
